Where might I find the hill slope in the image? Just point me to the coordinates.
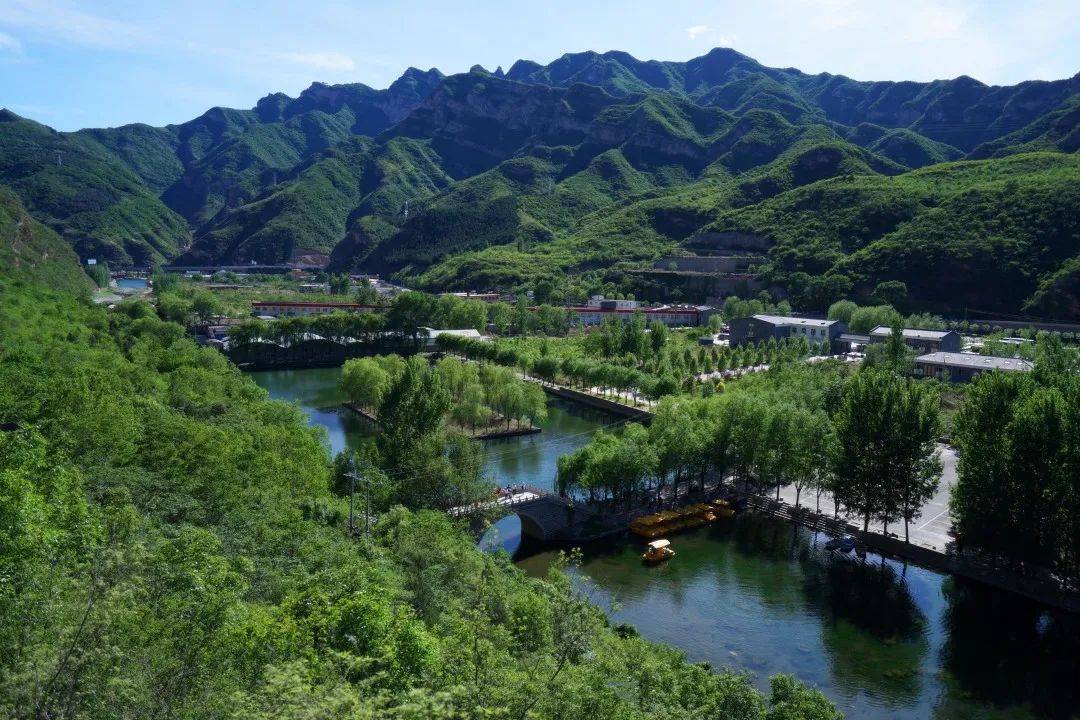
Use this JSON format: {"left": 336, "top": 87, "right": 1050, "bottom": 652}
{"left": 0, "top": 111, "right": 190, "bottom": 266}
{"left": 714, "top": 152, "right": 1080, "bottom": 315}
{"left": 0, "top": 185, "right": 92, "bottom": 292}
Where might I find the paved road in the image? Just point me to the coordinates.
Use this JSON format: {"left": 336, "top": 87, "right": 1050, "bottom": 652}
{"left": 776, "top": 444, "right": 958, "bottom": 550}
{"left": 912, "top": 445, "right": 957, "bottom": 550}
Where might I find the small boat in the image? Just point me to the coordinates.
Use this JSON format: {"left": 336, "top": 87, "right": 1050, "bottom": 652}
{"left": 643, "top": 538, "right": 675, "bottom": 564}
{"left": 824, "top": 535, "right": 856, "bottom": 553}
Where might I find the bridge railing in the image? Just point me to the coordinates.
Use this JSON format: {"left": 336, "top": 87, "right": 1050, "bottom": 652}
{"left": 447, "top": 484, "right": 566, "bottom": 517}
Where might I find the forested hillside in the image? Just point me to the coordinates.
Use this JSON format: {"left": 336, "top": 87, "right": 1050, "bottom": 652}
{"left": 0, "top": 47, "right": 1077, "bottom": 316}
{"left": 0, "top": 111, "right": 190, "bottom": 266}
{"left": 0, "top": 186, "right": 94, "bottom": 292}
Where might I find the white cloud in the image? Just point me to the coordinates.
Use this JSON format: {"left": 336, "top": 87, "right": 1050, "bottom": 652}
{"left": 686, "top": 25, "right": 714, "bottom": 39}
{"left": 0, "top": 0, "right": 149, "bottom": 51}
{"left": 276, "top": 51, "right": 355, "bottom": 72}
{"left": 0, "top": 31, "right": 22, "bottom": 53}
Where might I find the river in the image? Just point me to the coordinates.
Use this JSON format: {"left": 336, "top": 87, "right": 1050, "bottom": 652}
{"left": 248, "top": 366, "right": 1079, "bottom": 720}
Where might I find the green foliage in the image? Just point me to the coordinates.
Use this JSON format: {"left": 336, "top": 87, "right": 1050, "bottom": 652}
{"left": 827, "top": 299, "right": 858, "bottom": 323}
{"left": 847, "top": 304, "right": 901, "bottom": 334}
{"left": 722, "top": 152, "right": 1080, "bottom": 314}
{"left": 4, "top": 51, "right": 1076, "bottom": 323}
{"left": 85, "top": 261, "right": 109, "bottom": 287}
{"left": 558, "top": 362, "right": 845, "bottom": 507}
{"left": 341, "top": 356, "right": 399, "bottom": 410}
{"left": 0, "top": 186, "right": 94, "bottom": 293}
{"left": 0, "top": 274, "right": 845, "bottom": 718}
{"left": 723, "top": 294, "right": 792, "bottom": 321}
{"left": 831, "top": 368, "right": 942, "bottom": 536}
{"left": 767, "top": 674, "right": 844, "bottom": 720}
{"left": 950, "top": 335, "right": 1080, "bottom": 581}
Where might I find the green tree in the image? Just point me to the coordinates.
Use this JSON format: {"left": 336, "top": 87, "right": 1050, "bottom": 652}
{"left": 864, "top": 319, "right": 915, "bottom": 375}
{"left": 832, "top": 369, "right": 941, "bottom": 534}
{"left": 328, "top": 273, "right": 351, "bottom": 294}
{"left": 354, "top": 277, "right": 381, "bottom": 305}
{"left": 848, "top": 304, "right": 901, "bottom": 334}
{"left": 873, "top": 280, "right": 908, "bottom": 308}
{"left": 827, "top": 299, "right": 858, "bottom": 324}
{"left": 341, "top": 357, "right": 392, "bottom": 411}
{"left": 377, "top": 356, "right": 451, "bottom": 493}
{"left": 190, "top": 289, "right": 222, "bottom": 324}
{"left": 767, "top": 674, "right": 842, "bottom": 720}
{"left": 489, "top": 301, "right": 513, "bottom": 335}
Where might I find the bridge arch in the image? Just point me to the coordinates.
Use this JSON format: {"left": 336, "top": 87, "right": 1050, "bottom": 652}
{"left": 515, "top": 507, "right": 550, "bottom": 542}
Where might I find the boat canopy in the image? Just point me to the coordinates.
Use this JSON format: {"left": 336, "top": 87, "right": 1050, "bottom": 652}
{"left": 647, "top": 539, "right": 671, "bottom": 550}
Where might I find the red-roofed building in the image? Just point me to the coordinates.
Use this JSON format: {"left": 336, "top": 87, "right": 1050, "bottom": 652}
{"left": 251, "top": 301, "right": 381, "bottom": 318}
{"left": 557, "top": 303, "right": 716, "bottom": 328}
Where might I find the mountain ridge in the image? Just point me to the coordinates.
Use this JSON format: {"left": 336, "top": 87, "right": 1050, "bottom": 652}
{"left": 1, "top": 46, "right": 1077, "bottom": 316}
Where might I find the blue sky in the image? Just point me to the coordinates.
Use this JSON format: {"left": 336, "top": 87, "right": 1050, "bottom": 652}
{"left": 1, "top": 0, "right": 1077, "bottom": 131}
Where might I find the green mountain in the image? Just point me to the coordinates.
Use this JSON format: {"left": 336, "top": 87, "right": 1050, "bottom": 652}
{"left": 0, "top": 185, "right": 93, "bottom": 292}
{"left": 0, "top": 47, "right": 1077, "bottom": 316}
{"left": 0, "top": 111, "right": 190, "bottom": 266}
{"left": 714, "top": 152, "right": 1080, "bottom": 315}
{"left": 504, "top": 48, "right": 1079, "bottom": 151}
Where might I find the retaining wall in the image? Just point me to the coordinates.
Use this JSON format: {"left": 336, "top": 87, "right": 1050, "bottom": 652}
{"left": 540, "top": 385, "right": 654, "bottom": 423}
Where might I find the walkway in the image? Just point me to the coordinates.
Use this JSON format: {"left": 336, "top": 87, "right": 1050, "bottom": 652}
{"left": 773, "top": 444, "right": 957, "bottom": 551}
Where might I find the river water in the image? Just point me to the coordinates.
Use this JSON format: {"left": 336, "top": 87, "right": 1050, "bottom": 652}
{"left": 116, "top": 277, "right": 148, "bottom": 289}
{"left": 248, "top": 366, "right": 1079, "bottom": 720}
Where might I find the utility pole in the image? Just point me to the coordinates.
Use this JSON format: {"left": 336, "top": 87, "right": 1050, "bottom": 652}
{"left": 345, "top": 466, "right": 374, "bottom": 536}
{"left": 364, "top": 472, "right": 372, "bottom": 535}
{"left": 347, "top": 470, "right": 358, "bottom": 535}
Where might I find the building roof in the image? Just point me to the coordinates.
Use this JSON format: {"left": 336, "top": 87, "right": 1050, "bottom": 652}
{"left": 561, "top": 305, "right": 711, "bottom": 315}
{"left": 870, "top": 326, "right": 953, "bottom": 340}
{"left": 752, "top": 314, "right": 838, "bottom": 328}
{"left": 251, "top": 301, "right": 380, "bottom": 309}
{"left": 838, "top": 333, "right": 871, "bottom": 344}
{"left": 916, "top": 352, "right": 1033, "bottom": 372}
{"left": 421, "top": 328, "right": 485, "bottom": 340}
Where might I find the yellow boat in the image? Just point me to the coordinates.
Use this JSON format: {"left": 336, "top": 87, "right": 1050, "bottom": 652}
{"left": 710, "top": 499, "right": 736, "bottom": 518}
{"left": 630, "top": 513, "right": 669, "bottom": 538}
{"left": 643, "top": 538, "right": 674, "bottom": 564}
{"left": 632, "top": 502, "right": 727, "bottom": 537}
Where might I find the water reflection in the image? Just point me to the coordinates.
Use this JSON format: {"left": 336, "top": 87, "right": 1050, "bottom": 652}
{"left": 940, "top": 579, "right": 1080, "bottom": 719}
{"left": 478, "top": 514, "right": 522, "bottom": 555}
{"left": 808, "top": 556, "right": 928, "bottom": 708}
{"left": 517, "top": 514, "right": 1076, "bottom": 720}
{"left": 250, "top": 368, "right": 610, "bottom": 488}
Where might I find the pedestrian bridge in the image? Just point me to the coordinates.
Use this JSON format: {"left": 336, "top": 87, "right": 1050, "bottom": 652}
{"left": 449, "top": 487, "right": 584, "bottom": 542}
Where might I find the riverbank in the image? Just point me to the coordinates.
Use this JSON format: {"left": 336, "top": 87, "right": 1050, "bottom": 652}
{"left": 341, "top": 402, "right": 541, "bottom": 440}
{"left": 540, "top": 384, "right": 654, "bottom": 422}
{"left": 514, "top": 514, "right": 1080, "bottom": 720}
{"left": 745, "top": 494, "right": 1080, "bottom": 614}
{"left": 244, "top": 365, "right": 1080, "bottom": 719}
